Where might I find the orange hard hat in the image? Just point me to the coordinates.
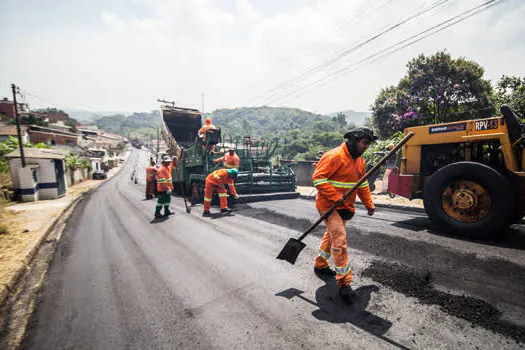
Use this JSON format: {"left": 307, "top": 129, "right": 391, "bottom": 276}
{"left": 205, "top": 117, "right": 212, "bottom": 125}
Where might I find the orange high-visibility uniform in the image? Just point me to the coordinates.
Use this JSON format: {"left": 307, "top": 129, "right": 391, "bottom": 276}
{"left": 214, "top": 153, "right": 240, "bottom": 169}
{"left": 215, "top": 153, "right": 240, "bottom": 194}
{"left": 145, "top": 165, "right": 157, "bottom": 196}
{"left": 156, "top": 163, "right": 174, "bottom": 192}
{"left": 203, "top": 169, "right": 238, "bottom": 211}
{"left": 312, "top": 142, "right": 374, "bottom": 287}
{"left": 198, "top": 124, "right": 217, "bottom": 143}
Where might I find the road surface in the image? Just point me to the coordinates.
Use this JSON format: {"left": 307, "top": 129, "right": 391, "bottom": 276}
{"left": 21, "top": 149, "right": 525, "bottom": 349}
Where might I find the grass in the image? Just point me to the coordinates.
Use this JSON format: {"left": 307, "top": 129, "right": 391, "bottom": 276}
{"left": 0, "top": 224, "right": 8, "bottom": 234}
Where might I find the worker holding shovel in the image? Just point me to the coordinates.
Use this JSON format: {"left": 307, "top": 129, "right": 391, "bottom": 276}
{"left": 312, "top": 128, "right": 377, "bottom": 301}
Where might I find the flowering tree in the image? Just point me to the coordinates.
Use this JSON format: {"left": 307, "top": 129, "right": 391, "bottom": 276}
{"left": 371, "top": 51, "right": 495, "bottom": 138}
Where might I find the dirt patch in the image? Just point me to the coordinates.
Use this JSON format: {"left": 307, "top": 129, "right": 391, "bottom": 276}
{"left": 0, "top": 172, "right": 112, "bottom": 287}
{"left": 0, "top": 202, "right": 37, "bottom": 286}
{"left": 362, "top": 260, "right": 525, "bottom": 343}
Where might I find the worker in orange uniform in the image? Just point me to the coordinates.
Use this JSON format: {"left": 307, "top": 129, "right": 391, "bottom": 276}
{"left": 198, "top": 117, "right": 217, "bottom": 152}
{"left": 145, "top": 159, "right": 157, "bottom": 200}
{"left": 155, "top": 155, "right": 175, "bottom": 218}
{"left": 214, "top": 147, "right": 240, "bottom": 195}
{"left": 312, "top": 127, "right": 377, "bottom": 301}
{"left": 202, "top": 168, "right": 238, "bottom": 217}
{"left": 214, "top": 148, "right": 240, "bottom": 169}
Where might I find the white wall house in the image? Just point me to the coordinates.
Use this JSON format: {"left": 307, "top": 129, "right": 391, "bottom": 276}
{"left": 7, "top": 148, "right": 68, "bottom": 202}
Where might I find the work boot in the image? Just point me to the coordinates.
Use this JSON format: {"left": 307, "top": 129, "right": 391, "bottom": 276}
{"left": 314, "top": 267, "right": 336, "bottom": 277}
{"left": 154, "top": 206, "right": 162, "bottom": 218}
{"left": 164, "top": 210, "right": 174, "bottom": 217}
{"left": 202, "top": 210, "right": 211, "bottom": 217}
{"left": 221, "top": 208, "right": 232, "bottom": 214}
{"left": 339, "top": 285, "right": 356, "bottom": 301}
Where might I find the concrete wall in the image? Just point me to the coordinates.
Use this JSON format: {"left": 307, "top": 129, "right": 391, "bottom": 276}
{"left": 282, "top": 160, "right": 316, "bottom": 186}
{"left": 66, "top": 168, "right": 90, "bottom": 187}
{"left": 17, "top": 167, "right": 38, "bottom": 202}
{"left": 9, "top": 157, "right": 65, "bottom": 200}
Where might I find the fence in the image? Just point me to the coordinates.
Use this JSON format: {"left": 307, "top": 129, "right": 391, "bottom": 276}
{"left": 66, "top": 168, "right": 91, "bottom": 187}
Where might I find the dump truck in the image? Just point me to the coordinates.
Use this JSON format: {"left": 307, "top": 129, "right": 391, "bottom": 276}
{"left": 159, "top": 104, "right": 298, "bottom": 204}
{"left": 388, "top": 105, "right": 525, "bottom": 238}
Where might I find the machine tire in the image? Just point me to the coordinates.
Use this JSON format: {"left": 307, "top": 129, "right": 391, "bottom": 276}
{"left": 423, "top": 162, "right": 514, "bottom": 239}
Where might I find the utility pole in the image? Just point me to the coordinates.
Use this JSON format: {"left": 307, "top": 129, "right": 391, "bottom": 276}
{"left": 11, "top": 84, "right": 26, "bottom": 168}
{"left": 157, "top": 127, "right": 160, "bottom": 155}
{"left": 201, "top": 94, "right": 205, "bottom": 114}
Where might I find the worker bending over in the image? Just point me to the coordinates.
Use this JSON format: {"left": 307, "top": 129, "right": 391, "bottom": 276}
{"left": 203, "top": 168, "right": 239, "bottom": 217}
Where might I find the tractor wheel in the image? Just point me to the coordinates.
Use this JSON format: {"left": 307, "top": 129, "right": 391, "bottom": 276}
{"left": 423, "top": 162, "right": 515, "bottom": 239}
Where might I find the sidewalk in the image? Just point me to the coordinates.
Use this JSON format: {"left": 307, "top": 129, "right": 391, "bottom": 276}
{"left": 296, "top": 181, "right": 425, "bottom": 211}
{"left": 0, "top": 152, "right": 129, "bottom": 291}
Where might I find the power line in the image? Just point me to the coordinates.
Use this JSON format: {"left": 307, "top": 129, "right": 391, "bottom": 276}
{"left": 20, "top": 90, "right": 97, "bottom": 113}
{"left": 258, "top": 0, "right": 386, "bottom": 85}
{"left": 253, "top": 0, "right": 451, "bottom": 106}
{"left": 267, "top": 0, "right": 508, "bottom": 106}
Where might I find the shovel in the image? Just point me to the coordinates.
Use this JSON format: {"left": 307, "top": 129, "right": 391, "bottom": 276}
{"left": 276, "top": 132, "right": 414, "bottom": 264}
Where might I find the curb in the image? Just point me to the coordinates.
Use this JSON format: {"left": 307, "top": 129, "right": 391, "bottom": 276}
{"left": 0, "top": 152, "right": 130, "bottom": 308}
{"left": 0, "top": 195, "right": 83, "bottom": 308}
{"left": 299, "top": 194, "right": 426, "bottom": 214}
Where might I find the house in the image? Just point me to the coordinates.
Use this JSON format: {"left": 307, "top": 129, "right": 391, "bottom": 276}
{"left": 0, "top": 123, "right": 29, "bottom": 143}
{"left": 6, "top": 148, "right": 68, "bottom": 202}
{"left": 38, "top": 111, "right": 69, "bottom": 123}
{"left": 0, "top": 98, "right": 28, "bottom": 120}
{"left": 28, "top": 125, "right": 79, "bottom": 146}
{"left": 48, "top": 121, "right": 73, "bottom": 132}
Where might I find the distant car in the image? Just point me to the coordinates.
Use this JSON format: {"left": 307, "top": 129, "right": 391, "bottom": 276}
{"left": 92, "top": 170, "right": 107, "bottom": 180}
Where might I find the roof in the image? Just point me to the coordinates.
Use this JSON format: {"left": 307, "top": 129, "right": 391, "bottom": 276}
{"left": 6, "top": 148, "right": 68, "bottom": 159}
{"left": 0, "top": 124, "right": 27, "bottom": 136}
{"left": 29, "top": 125, "right": 79, "bottom": 137}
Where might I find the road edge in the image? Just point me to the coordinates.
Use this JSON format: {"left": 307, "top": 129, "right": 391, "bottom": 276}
{"left": 0, "top": 149, "right": 131, "bottom": 308}
{"left": 299, "top": 194, "right": 426, "bottom": 214}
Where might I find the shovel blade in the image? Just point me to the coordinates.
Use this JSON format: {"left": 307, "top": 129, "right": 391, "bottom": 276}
{"left": 276, "top": 238, "right": 306, "bottom": 265}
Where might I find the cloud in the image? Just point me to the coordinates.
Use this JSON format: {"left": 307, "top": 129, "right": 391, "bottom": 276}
{"left": 0, "top": 0, "right": 524, "bottom": 114}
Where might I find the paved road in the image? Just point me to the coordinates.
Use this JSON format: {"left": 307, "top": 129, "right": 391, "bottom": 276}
{"left": 21, "top": 149, "right": 525, "bottom": 349}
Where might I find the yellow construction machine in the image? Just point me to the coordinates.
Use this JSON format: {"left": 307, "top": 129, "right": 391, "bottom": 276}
{"left": 388, "top": 105, "right": 525, "bottom": 238}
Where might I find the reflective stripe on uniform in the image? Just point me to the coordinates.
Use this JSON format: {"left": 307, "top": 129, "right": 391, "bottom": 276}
{"left": 213, "top": 173, "right": 221, "bottom": 180}
{"left": 313, "top": 178, "right": 328, "bottom": 186}
{"left": 225, "top": 164, "right": 236, "bottom": 169}
{"left": 334, "top": 263, "right": 351, "bottom": 275}
{"left": 317, "top": 249, "right": 331, "bottom": 260}
{"left": 358, "top": 181, "right": 369, "bottom": 188}
{"left": 218, "top": 193, "right": 229, "bottom": 198}
{"left": 204, "top": 197, "right": 212, "bottom": 202}
{"left": 316, "top": 180, "right": 370, "bottom": 189}
{"left": 157, "top": 178, "right": 169, "bottom": 183}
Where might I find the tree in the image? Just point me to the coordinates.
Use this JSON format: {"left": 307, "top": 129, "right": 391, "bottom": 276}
{"left": 493, "top": 75, "right": 525, "bottom": 121}
{"left": 371, "top": 51, "right": 495, "bottom": 138}
{"left": 332, "top": 113, "right": 347, "bottom": 128}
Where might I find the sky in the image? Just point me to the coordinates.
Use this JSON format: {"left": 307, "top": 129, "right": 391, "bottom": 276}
{"left": 0, "top": 0, "right": 524, "bottom": 115}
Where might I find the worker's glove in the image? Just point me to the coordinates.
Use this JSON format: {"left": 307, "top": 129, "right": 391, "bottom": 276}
{"left": 233, "top": 195, "right": 240, "bottom": 200}
{"left": 166, "top": 189, "right": 172, "bottom": 195}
